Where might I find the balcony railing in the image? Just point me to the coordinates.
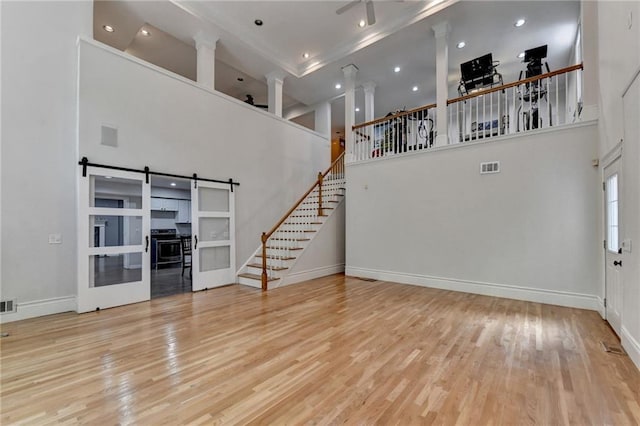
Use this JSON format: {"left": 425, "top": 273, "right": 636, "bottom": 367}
{"left": 447, "top": 64, "right": 583, "bottom": 143}
{"left": 350, "top": 64, "right": 584, "bottom": 163}
{"left": 352, "top": 103, "right": 436, "bottom": 162}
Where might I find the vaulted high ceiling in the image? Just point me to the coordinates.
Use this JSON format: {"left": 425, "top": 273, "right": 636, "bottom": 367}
{"left": 94, "top": 0, "right": 581, "bottom": 136}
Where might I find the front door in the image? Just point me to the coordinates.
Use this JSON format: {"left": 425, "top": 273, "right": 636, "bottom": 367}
{"left": 191, "top": 180, "right": 236, "bottom": 291}
{"left": 604, "top": 157, "right": 623, "bottom": 335}
{"left": 78, "top": 168, "right": 150, "bottom": 313}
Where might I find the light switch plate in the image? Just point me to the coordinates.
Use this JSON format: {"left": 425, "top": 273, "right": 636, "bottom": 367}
{"left": 621, "top": 239, "right": 632, "bottom": 253}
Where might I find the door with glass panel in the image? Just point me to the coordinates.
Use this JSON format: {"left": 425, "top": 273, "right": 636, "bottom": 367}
{"left": 604, "top": 157, "right": 623, "bottom": 335}
{"left": 191, "top": 181, "right": 235, "bottom": 291}
{"left": 78, "top": 168, "right": 150, "bottom": 313}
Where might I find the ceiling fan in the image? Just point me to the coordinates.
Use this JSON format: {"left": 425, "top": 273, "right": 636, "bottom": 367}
{"left": 244, "top": 94, "right": 268, "bottom": 109}
{"left": 336, "top": 0, "right": 376, "bottom": 26}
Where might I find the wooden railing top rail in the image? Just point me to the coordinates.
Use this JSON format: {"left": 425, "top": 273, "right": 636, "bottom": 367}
{"left": 353, "top": 103, "right": 436, "bottom": 130}
{"left": 264, "top": 152, "right": 345, "bottom": 240}
{"left": 447, "top": 63, "right": 583, "bottom": 105}
{"left": 351, "top": 63, "right": 583, "bottom": 131}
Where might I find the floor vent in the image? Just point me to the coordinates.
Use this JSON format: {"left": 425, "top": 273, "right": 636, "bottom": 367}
{"left": 0, "top": 299, "right": 17, "bottom": 314}
{"left": 601, "top": 341, "right": 626, "bottom": 356}
{"left": 355, "top": 277, "right": 377, "bottom": 282}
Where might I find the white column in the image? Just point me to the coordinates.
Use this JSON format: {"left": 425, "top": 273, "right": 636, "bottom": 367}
{"left": 193, "top": 32, "right": 219, "bottom": 90}
{"left": 579, "top": 0, "right": 599, "bottom": 121}
{"left": 363, "top": 81, "right": 376, "bottom": 122}
{"left": 266, "top": 71, "right": 286, "bottom": 117}
{"left": 432, "top": 21, "right": 450, "bottom": 146}
{"left": 314, "top": 101, "right": 331, "bottom": 138}
{"left": 342, "top": 64, "right": 358, "bottom": 160}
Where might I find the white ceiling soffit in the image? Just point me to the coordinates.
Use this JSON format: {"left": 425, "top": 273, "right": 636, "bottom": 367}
{"left": 171, "top": 0, "right": 458, "bottom": 78}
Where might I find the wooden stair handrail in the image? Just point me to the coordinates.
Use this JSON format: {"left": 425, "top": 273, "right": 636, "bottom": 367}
{"left": 447, "top": 63, "right": 584, "bottom": 105}
{"left": 353, "top": 103, "right": 437, "bottom": 130}
{"left": 261, "top": 151, "right": 345, "bottom": 290}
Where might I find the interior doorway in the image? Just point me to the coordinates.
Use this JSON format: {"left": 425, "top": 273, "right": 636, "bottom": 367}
{"left": 150, "top": 176, "right": 192, "bottom": 299}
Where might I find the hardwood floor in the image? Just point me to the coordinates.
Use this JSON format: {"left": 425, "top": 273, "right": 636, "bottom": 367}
{"left": 1, "top": 274, "right": 639, "bottom": 425}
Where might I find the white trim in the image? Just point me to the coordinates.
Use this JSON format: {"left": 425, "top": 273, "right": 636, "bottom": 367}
{"left": 601, "top": 141, "right": 623, "bottom": 168}
{"left": 0, "top": 296, "right": 77, "bottom": 324}
{"left": 596, "top": 296, "right": 606, "bottom": 319}
{"left": 622, "top": 65, "right": 640, "bottom": 98}
{"left": 347, "top": 120, "right": 598, "bottom": 167}
{"left": 77, "top": 37, "right": 328, "bottom": 141}
{"left": 279, "top": 264, "right": 345, "bottom": 287}
{"left": 345, "top": 267, "right": 601, "bottom": 311}
{"left": 621, "top": 326, "right": 640, "bottom": 372}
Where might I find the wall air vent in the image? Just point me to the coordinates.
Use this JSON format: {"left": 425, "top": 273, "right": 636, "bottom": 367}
{"left": 480, "top": 161, "right": 500, "bottom": 174}
{"left": 0, "top": 299, "right": 17, "bottom": 314}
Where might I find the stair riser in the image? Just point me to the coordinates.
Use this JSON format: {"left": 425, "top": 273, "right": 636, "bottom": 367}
{"left": 255, "top": 257, "right": 296, "bottom": 269}
{"left": 246, "top": 265, "right": 286, "bottom": 277}
{"left": 266, "top": 247, "right": 302, "bottom": 257}
{"left": 266, "top": 239, "right": 307, "bottom": 249}
{"left": 238, "top": 276, "right": 267, "bottom": 288}
{"left": 277, "top": 223, "right": 319, "bottom": 232}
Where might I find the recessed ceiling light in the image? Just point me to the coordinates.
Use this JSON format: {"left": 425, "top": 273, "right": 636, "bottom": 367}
{"left": 457, "top": 41, "right": 466, "bottom": 49}
{"left": 335, "top": 83, "right": 342, "bottom": 89}
{"left": 140, "top": 29, "right": 150, "bottom": 36}
{"left": 103, "top": 25, "right": 114, "bottom": 33}
{"left": 355, "top": 107, "right": 360, "bottom": 112}
{"left": 412, "top": 86, "right": 419, "bottom": 92}
{"left": 170, "top": 182, "right": 177, "bottom": 187}
{"left": 105, "top": 176, "right": 112, "bottom": 179}
{"left": 394, "top": 66, "right": 401, "bottom": 73}
{"left": 358, "top": 20, "right": 366, "bottom": 28}
{"left": 515, "top": 18, "right": 526, "bottom": 27}
{"left": 303, "top": 52, "right": 310, "bottom": 59}
{"left": 254, "top": 19, "right": 263, "bottom": 26}
{"left": 518, "top": 52, "right": 525, "bottom": 59}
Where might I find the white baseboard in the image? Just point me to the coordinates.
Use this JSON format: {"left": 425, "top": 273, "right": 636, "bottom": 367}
{"left": 0, "top": 295, "right": 77, "bottom": 324}
{"left": 279, "top": 264, "right": 345, "bottom": 287}
{"left": 345, "top": 267, "right": 600, "bottom": 311}
{"left": 622, "top": 326, "right": 640, "bottom": 372}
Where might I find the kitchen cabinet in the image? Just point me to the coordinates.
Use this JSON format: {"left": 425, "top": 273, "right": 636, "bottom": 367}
{"left": 177, "top": 200, "right": 191, "bottom": 223}
{"left": 151, "top": 197, "right": 179, "bottom": 211}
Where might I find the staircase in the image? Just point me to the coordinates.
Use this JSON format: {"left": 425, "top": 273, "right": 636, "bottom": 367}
{"left": 237, "top": 153, "right": 345, "bottom": 290}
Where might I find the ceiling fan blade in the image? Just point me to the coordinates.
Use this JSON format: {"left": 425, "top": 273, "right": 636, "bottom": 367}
{"left": 365, "top": 0, "right": 376, "bottom": 25}
{"left": 336, "top": 0, "right": 360, "bottom": 15}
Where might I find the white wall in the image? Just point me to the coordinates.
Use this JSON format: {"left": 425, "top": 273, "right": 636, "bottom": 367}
{"left": 594, "top": 1, "right": 640, "bottom": 369}
{"left": 1, "top": 2, "right": 93, "bottom": 315}
{"left": 77, "top": 39, "right": 330, "bottom": 288}
{"left": 346, "top": 123, "right": 601, "bottom": 309}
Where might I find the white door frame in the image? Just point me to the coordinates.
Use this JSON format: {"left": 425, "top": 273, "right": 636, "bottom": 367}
{"left": 77, "top": 167, "right": 151, "bottom": 313}
{"left": 603, "top": 152, "right": 623, "bottom": 335}
{"left": 191, "top": 180, "right": 236, "bottom": 291}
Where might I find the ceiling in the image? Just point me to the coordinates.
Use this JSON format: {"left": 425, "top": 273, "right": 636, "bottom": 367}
{"left": 94, "top": 0, "right": 581, "bottom": 136}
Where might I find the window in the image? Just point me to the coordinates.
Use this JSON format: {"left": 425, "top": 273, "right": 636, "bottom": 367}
{"left": 606, "top": 174, "right": 619, "bottom": 252}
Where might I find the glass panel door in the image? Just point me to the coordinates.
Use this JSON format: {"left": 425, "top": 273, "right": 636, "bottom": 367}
{"left": 77, "top": 168, "right": 150, "bottom": 313}
{"left": 191, "top": 181, "right": 235, "bottom": 291}
{"left": 604, "top": 158, "right": 623, "bottom": 335}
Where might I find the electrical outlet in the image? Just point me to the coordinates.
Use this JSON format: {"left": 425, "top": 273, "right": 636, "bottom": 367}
{"left": 48, "top": 233, "right": 62, "bottom": 244}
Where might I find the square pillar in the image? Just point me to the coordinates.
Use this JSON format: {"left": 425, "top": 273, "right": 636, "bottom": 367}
{"left": 193, "top": 32, "right": 219, "bottom": 90}
{"left": 432, "top": 21, "right": 450, "bottom": 146}
{"left": 266, "top": 70, "right": 287, "bottom": 117}
{"left": 342, "top": 64, "right": 359, "bottom": 160}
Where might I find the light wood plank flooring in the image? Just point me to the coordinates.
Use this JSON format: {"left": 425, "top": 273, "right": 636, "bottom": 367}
{"left": 1, "top": 274, "right": 639, "bottom": 425}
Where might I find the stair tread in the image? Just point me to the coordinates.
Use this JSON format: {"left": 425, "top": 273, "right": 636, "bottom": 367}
{"left": 247, "top": 263, "right": 288, "bottom": 271}
{"left": 284, "top": 222, "right": 322, "bottom": 225}
{"left": 277, "top": 230, "right": 316, "bottom": 233}
{"left": 238, "top": 273, "right": 278, "bottom": 282}
{"left": 270, "top": 238, "right": 310, "bottom": 241}
{"left": 291, "top": 215, "right": 328, "bottom": 217}
{"left": 256, "top": 254, "right": 296, "bottom": 260}
{"left": 266, "top": 246, "right": 303, "bottom": 250}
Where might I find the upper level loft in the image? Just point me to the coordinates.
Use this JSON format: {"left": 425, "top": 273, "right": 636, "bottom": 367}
{"left": 351, "top": 60, "right": 586, "bottom": 163}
